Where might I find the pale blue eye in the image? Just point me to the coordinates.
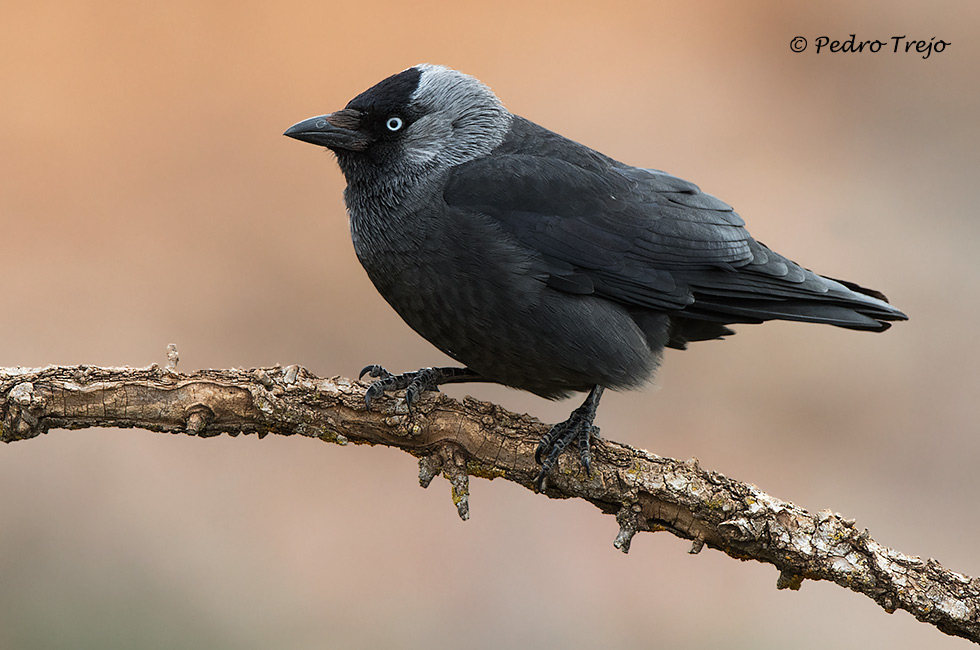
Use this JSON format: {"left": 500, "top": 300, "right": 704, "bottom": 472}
{"left": 386, "top": 116, "right": 404, "bottom": 131}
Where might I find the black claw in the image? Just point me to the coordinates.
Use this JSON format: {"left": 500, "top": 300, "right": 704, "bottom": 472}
{"left": 359, "top": 364, "right": 392, "bottom": 381}
{"left": 364, "top": 383, "right": 384, "bottom": 411}
{"left": 534, "top": 469, "right": 548, "bottom": 492}
{"left": 534, "top": 425, "right": 561, "bottom": 465}
{"left": 404, "top": 378, "right": 422, "bottom": 412}
{"left": 579, "top": 431, "right": 593, "bottom": 477}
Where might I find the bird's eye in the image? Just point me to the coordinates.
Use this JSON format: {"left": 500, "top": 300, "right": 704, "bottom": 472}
{"left": 386, "top": 116, "right": 404, "bottom": 132}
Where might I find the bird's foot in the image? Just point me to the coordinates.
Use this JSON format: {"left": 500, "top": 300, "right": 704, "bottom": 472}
{"left": 358, "top": 365, "right": 482, "bottom": 412}
{"left": 534, "top": 385, "right": 605, "bottom": 491}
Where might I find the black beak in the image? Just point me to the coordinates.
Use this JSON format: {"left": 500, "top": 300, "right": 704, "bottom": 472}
{"left": 283, "top": 109, "right": 370, "bottom": 151}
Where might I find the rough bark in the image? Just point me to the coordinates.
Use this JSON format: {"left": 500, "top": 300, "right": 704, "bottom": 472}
{"left": 1, "top": 362, "right": 977, "bottom": 643}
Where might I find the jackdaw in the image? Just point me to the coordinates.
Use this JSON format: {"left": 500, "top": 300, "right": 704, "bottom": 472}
{"left": 284, "top": 64, "right": 907, "bottom": 490}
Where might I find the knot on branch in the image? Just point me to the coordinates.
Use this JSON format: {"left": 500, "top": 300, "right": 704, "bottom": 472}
{"left": 166, "top": 343, "right": 180, "bottom": 372}
{"left": 689, "top": 532, "right": 706, "bottom": 555}
{"left": 777, "top": 569, "right": 805, "bottom": 591}
{"left": 282, "top": 364, "right": 301, "bottom": 385}
{"left": 252, "top": 368, "right": 275, "bottom": 391}
{"left": 185, "top": 404, "right": 216, "bottom": 437}
{"left": 2, "top": 382, "right": 46, "bottom": 442}
{"left": 419, "top": 444, "right": 470, "bottom": 521}
{"left": 718, "top": 516, "right": 764, "bottom": 543}
{"left": 614, "top": 500, "right": 641, "bottom": 554}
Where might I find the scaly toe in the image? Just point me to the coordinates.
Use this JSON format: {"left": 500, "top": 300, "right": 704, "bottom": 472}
{"left": 359, "top": 364, "right": 392, "bottom": 381}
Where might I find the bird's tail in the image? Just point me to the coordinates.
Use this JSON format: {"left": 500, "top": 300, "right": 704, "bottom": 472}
{"left": 689, "top": 275, "right": 908, "bottom": 332}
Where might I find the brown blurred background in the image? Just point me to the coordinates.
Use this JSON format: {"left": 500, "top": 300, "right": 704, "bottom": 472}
{"left": 1, "top": 1, "right": 977, "bottom": 648}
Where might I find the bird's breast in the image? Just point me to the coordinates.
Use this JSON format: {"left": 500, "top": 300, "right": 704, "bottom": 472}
{"left": 343, "top": 196, "right": 657, "bottom": 397}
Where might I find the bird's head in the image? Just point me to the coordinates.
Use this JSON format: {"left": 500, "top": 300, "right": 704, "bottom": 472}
{"left": 285, "top": 64, "right": 512, "bottom": 182}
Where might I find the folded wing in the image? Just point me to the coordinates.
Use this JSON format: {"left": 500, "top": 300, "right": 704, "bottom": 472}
{"left": 443, "top": 118, "right": 907, "bottom": 333}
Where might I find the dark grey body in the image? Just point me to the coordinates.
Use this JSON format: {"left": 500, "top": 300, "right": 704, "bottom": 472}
{"left": 286, "top": 64, "right": 906, "bottom": 403}
{"left": 338, "top": 116, "right": 902, "bottom": 399}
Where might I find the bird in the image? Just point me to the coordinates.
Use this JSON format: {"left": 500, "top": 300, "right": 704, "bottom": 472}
{"left": 284, "top": 64, "right": 907, "bottom": 490}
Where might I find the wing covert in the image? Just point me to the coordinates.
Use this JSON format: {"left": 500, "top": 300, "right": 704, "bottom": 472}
{"left": 443, "top": 151, "right": 752, "bottom": 310}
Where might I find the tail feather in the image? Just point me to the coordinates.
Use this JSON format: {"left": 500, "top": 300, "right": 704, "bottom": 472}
{"left": 825, "top": 276, "right": 892, "bottom": 303}
{"left": 690, "top": 298, "right": 898, "bottom": 331}
{"left": 680, "top": 269, "right": 908, "bottom": 332}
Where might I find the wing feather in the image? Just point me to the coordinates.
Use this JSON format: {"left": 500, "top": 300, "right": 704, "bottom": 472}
{"left": 443, "top": 117, "right": 907, "bottom": 329}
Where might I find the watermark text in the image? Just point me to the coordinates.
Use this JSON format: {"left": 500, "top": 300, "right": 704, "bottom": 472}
{"left": 790, "top": 35, "right": 949, "bottom": 59}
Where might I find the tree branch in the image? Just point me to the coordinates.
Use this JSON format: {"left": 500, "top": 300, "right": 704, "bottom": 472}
{"left": 1, "top": 362, "right": 977, "bottom": 643}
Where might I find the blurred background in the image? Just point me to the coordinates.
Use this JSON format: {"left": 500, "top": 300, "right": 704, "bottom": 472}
{"left": 1, "top": 1, "right": 977, "bottom": 648}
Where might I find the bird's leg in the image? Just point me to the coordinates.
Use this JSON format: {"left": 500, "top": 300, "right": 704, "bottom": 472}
{"left": 358, "top": 365, "right": 485, "bottom": 412}
{"left": 534, "top": 385, "right": 605, "bottom": 491}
